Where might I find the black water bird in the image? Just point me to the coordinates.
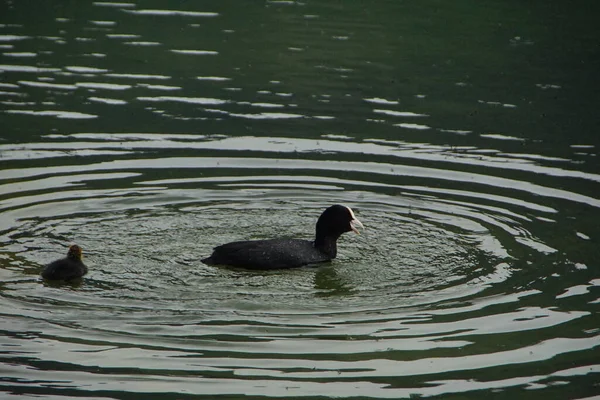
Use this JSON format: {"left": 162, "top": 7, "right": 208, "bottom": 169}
{"left": 41, "top": 244, "right": 88, "bottom": 281}
{"left": 201, "top": 204, "right": 364, "bottom": 269}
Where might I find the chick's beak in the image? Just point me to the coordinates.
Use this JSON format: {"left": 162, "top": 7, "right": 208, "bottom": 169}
{"left": 350, "top": 218, "right": 364, "bottom": 234}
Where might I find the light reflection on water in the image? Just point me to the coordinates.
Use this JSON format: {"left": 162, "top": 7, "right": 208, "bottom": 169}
{"left": 1, "top": 0, "right": 600, "bottom": 398}
{"left": 1, "top": 133, "right": 598, "bottom": 397}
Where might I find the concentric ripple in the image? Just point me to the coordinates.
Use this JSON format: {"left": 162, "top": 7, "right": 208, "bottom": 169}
{"left": 1, "top": 132, "right": 598, "bottom": 398}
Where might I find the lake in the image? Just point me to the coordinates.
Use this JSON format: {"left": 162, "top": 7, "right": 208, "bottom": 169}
{"left": 1, "top": 1, "right": 599, "bottom": 398}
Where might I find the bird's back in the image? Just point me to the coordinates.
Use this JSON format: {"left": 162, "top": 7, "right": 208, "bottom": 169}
{"left": 41, "top": 258, "right": 88, "bottom": 280}
{"left": 202, "top": 238, "right": 331, "bottom": 269}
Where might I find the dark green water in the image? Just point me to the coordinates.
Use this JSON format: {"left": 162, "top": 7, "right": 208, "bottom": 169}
{"left": 1, "top": 1, "right": 599, "bottom": 399}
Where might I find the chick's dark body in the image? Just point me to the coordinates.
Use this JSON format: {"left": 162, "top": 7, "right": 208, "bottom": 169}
{"left": 41, "top": 245, "right": 88, "bottom": 281}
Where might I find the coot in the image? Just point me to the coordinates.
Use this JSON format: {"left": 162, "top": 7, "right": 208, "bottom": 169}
{"left": 201, "top": 204, "right": 363, "bottom": 269}
{"left": 41, "top": 244, "right": 88, "bottom": 281}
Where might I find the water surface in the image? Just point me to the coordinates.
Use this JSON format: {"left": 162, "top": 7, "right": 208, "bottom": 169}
{"left": 1, "top": 1, "right": 599, "bottom": 398}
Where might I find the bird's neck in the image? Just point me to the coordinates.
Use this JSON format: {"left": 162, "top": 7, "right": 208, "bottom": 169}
{"left": 314, "top": 234, "right": 339, "bottom": 258}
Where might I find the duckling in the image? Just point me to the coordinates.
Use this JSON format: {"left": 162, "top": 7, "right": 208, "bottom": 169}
{"left": 41, "top": 245, "right": 88, "bottom": 281}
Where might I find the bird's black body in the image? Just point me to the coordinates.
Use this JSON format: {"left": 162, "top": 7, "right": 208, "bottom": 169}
{"left": 203, "top": 239, "right": 330, "bottom": 269}
{"left": 201, "top": 205, "right": 363, "bottom": 270}
{"left": 41, "top": 245, "right": 88, "bottom": 281}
